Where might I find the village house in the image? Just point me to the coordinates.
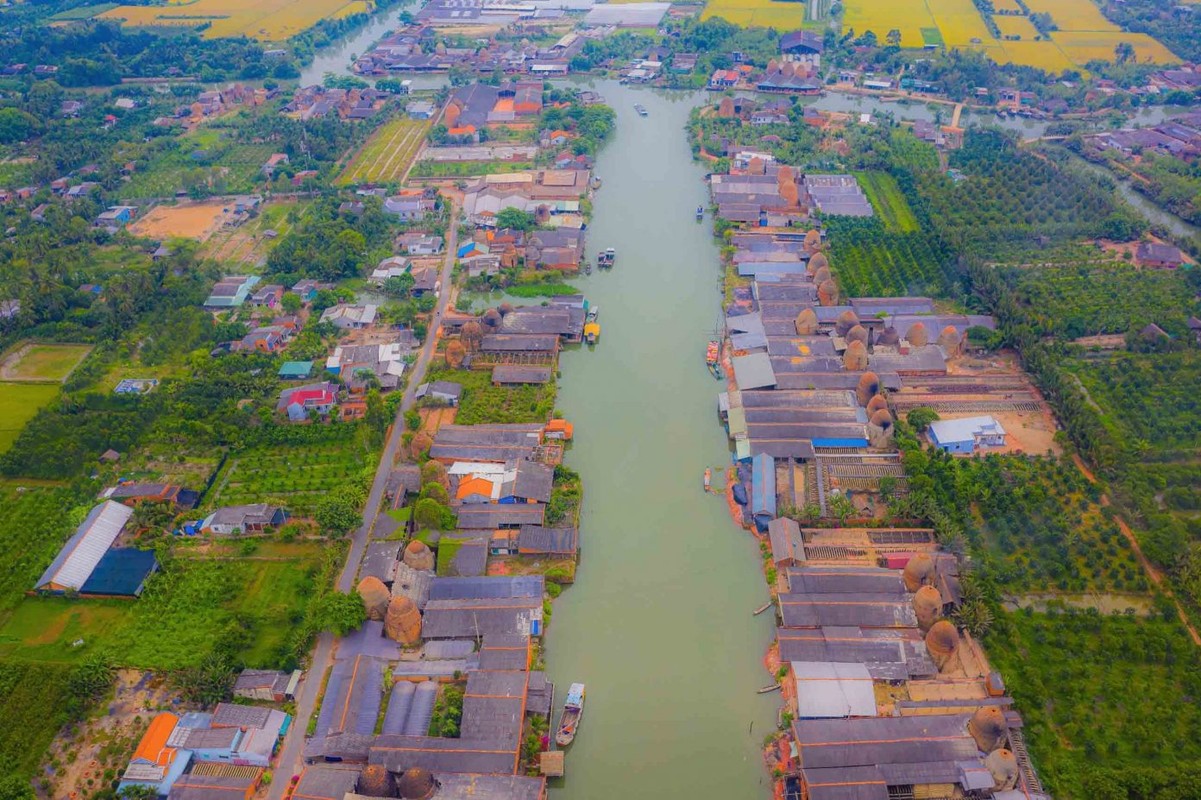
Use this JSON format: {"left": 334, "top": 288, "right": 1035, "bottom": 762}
{"left": 233, "top": 669, "right": 301, "bottom": 702}
{"left": 320, "top": 303, "right": 378, "bottom": 330}
{"left": 928, "top": 415, "right": 1007, "bottom": 454}
{"left": 277, "top": 381, "right": 339, "bottom": 421}
{"left": 1136, "top": 240, "right": 1185, "bottom": 268}
{"left": 200, "top": 504, "right": 287, "bottom": 534}
{"left": 95, "top": 205, "right": 138, "bottom": 231}
{"left": 416, "top": 380, "right": 463, "bottom": 405}
{"left": 398, "top": 232, "right": 443, "bottom": 255}
{"left": 326, "top": 342, "right": 409, "bottom": 390}
{"left": 204, "top": 276, "right": 260, "bottom": 309}
{"left": 261, "top": 153, "right": 289, "bottom": 176}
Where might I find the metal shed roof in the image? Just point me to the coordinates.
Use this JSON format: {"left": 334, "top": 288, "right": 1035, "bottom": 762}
{"left": 792, "top": 661, "right": 877, "bottom": 718}
{"left": 732, "top": 353, "right": 777, "bottom": 390}
{"left": 37, "top": 500, "right": 132, "bottom": 591}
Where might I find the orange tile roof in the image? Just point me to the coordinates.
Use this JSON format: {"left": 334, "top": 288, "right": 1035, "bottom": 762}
{"left": 456, "top": 476, "right": 495, "bottom": 500}
{"left": 134, "top": 713, "right": 179, "bottom": 767}
{"left": 448, "top": 125, "right": 476, "bottom": 136}
{"left": 546, "top": 419, "right": 573, "bottom": 439}
{"left": 493, "top": 98, "right": 514, "bottom": 113}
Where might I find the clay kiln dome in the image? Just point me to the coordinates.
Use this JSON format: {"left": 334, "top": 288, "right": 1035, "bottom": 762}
{"left": 985, "top": 749, "right": 1019, "bottom": 791}
{"left": 969, "top": 706, "right": 1007, "bottom": 754}
{"left": 843, "top": 340, "right": 868, "bottom": 371}
{"left": 906, "top": 321, "right": 929, "bottom": 347}
{"left": 812, "top": 266, "right": 832, "bottom": 286}
{"left": 846, "top": 324, "right": 869, "bottom": 345}
{"left": 396, "top": 768, "right": 436, "bottom": 800}
{"left": 482, "top": 308, "right": 502, "bottom": 329}
{"left": 357, "top": 576, "right": 391, "bottom": 621}
{"left": 925, "top": 619, "right": 960, "bottom": 671}
{"left": 403, "top": 540, "right": 435, "bottom": 572}
{"left": 866, "top": 394, "right": 889, "bottom": 415}
{"left": 835, "top": 310, "right": 860, "bottom": 336}
{"left": 938, "top": 325, "right": 962, "bottom": 353}
{"left": 358, "top": 765, "right": 396, "bottom": 798}
{"left": 807, "top": 251, "right": 828, "bottom": 274}
{"left": 804, "top": 229, "right": 821, "bottom": 253}
{"left": 385, "top": 596, "right": 423, "bottom": 646}
{"left": 902, "top": 552, "right": 936, "bottom": 591}
{"left": 913, "top": 585, "right": 942, "bottom": 631}
{"left": 498, "top": 302, "right": 514, "bottom": 316}
{"left": 877, "top": 326, "right": 900, "bottom": 347}
{"left": 817, "top": 280, "right": 839, "bottom": 306}
{"left": 856, "top": 372, "right": 881, "bottom": 406}
{"left": 869, "top": 408, "right": 893, "bottom": 429}
{"left": 795, "top": 308, "right": 819, "bottom": 336}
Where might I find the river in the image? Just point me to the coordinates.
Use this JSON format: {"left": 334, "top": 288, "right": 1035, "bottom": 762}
{"left": 546, "top": 81, "right": 777, "bottom": 800}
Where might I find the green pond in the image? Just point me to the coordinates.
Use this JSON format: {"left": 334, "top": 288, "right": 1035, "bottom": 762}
{"left": 545, "top": 82, "right": 777, "bottom": 800}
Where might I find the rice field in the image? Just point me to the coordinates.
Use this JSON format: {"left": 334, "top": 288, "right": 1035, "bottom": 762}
{"left": 993, "top": 14, "right": 1040, "bottom": 39}
{"left": 1021, "top": 0, "right": 1117, "bottom": 31}
{"left": 841, "top": 0, "right": 934, "bottom": 47}
{"left": 994, "top": 39, "right": 1077, "bottom": 72}
{"left": 991, "top": 0, "right": 1022, "bottom": 12}
{"left": 700, "top": 0, "right": 810, "bottom": 29}
{"left": 98, "top": 0, "right": 370, "bottom": 40}
{"left": 926, "top": 0, "right": 994, "bottom": 47}
{"left": 1053, "top": 30, "right": 1180, "bottom": 64}
{"left": 337, "top": 117, "right": 431, "bottom": 186}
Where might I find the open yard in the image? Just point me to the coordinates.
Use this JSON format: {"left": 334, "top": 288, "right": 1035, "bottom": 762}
{"left": 0, "top": 343, "right": 90, "bottom": 383}
{"left": 425, "top": 365, "right": 556, "bottom": 425}
{"left": 0, "top": 384, "right": 62, "bottom": 452}
{"left": 98, "top": 0, "right": 370, "bottom": 39}
{"left": 338, "top": 117, "right": 431, "bottom": 186}
{"left": 128, "top": 200, "right": 232, "bottom": 241}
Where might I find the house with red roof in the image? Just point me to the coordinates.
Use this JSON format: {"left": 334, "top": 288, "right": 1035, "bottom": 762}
{"left": 277, "top": 381, "right": 339, "bottom": 422}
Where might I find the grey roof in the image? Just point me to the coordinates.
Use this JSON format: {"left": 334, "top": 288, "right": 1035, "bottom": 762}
{"left": 460, "top": 669, "right": 528, "bottom": 741}
{"left": 491, "top": 365, "right": 552, "bottom": 384}
{"left": 370, "top": 735, "right": 518, "bottom": 775}
{"left": 455, "top": 504, "right": 545, "bottom": 529}
{"left": 293, "top": 766, "right": 360, "bottom": 800}
{"left": 518, "top": 525, "right": 578, "bottom": 555}
{"left": 429, "top": 575, "right": 544, "bottom": 601}
{"left": 417, "top": 774, "right": 545, "bottom": 800}
{"left": 479, "top": 333, "right": 559, "bottom": 353}
{"left": 478, "top": 635, "right": 532, "bottom": 670}
{"left": 777, "top": 627, "right": 935, "bottom": 678}
{"left": 779, "top": 595, "right": 918, "bottom": 628}
{"left": 168, "top": 773, "right": 260, "bottom": 800}
{"left": 793, "top": 661, "right": 876, "bottom": 718}
{"left": 211, "top": 703, "right": 273, "bottom": 729}
{"left": 501, "top": 460, "right": 553, "bottom": 503}
{"left": 361, "top": 541, "right": 402, "bottom": 583}
{"left": 421, "top": 597, "right": 541, "bottom": 639}
{"left": 785, "top": 566, "right": 905, "bottom": 594}
{"left": 314, "top": 655, "right": 384, "bottom": 738}
{"left": 430, "top": 424, "right": 542, "bottom": 463}
{"left": 792, "top": 714, "right": 978, "bottom": 770}
{"left": 732, "top": 353, "right": 777, "bottom": 390}
{"left": 500, "top": 309, "right": 574, "bottom": 336}
{"left": 181, "top": 727, "right": 240, "bottom": 750}
{"left": 768, "top": 517, "right": 804, "bottom": 563}
{"left": 391, "top": 562, "right": 434, "bottom": 609}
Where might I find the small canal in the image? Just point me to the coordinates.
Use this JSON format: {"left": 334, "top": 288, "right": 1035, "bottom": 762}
{"left": 547, "top": 81, "right": 777, "bottom": 800}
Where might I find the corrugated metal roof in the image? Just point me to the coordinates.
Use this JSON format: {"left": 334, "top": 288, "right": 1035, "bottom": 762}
{"left": 37, "top": 500, "right": 132, "bottom": 591}
{"left": 792, "top": 661, "right": 876, "bottom": 718}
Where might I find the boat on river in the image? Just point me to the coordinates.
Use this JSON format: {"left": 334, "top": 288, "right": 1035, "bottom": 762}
{"left": 584, "top": 261, "right": 592, "bottom": 275}
{"left": 704, "top": 468, "right": 711, "bottom": 491}
{"left": 696, "top": 205, "right": 704, "bottom": 220}
{"left": 587, "top": 305, "right": 599, "bottom": 323}
{"left": 598, "top": 247, "right": 615, "bottom": 268}
{"left": 556, "top": 683, "right": 586, "bottom": 746}
{"left": 706, "top": 340, "right": 723, "bottom": 379}
{"left": 634, "top": 103, "right": 648, "bottom": 117}
{"left": 584, "top": 321, "right": 600, "bottom": 345}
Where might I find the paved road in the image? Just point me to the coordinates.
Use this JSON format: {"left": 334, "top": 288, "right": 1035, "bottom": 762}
{"left": 268, "top": 202, "right": 461, "bottom": 795}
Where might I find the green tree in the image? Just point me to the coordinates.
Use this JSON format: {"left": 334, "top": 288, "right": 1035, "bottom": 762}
{"left": 907, "top": 407, "right": 940, "bottom": 433}
{"left": 280, "top": 292, "right": 303, "bottom": 314}
{"left": 827, "top": 493, "right": 855, "bottom": 524}
{"left": 383, "top": 273, "right": 415, "bottom": 297}
{"left": 315, "top": 485, "right": 365, "bottom": 534}
{"left": 0, "top": 108, "right": 41, "bottom": 144}
{"left": 312, "top": 591, "right": 366, "bottom": 635}
{"left": 496, "top": 207, "right": 537, "bottom": 231}
{"left": 413, "top": 497, "right": 456, "bottom": 530}
{"left": 172, "top": 652, "right": 236, "bottom": 706}
{"left": 419, "top": 481, "right": 450, "bottom": 505}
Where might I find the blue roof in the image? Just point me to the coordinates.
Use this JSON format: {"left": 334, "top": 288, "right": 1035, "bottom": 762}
{"left": 751, "top": 453, "right": 776, "bottom": 517}
{"left": 812, "top": 437, "right": 869, "bottom": 448}
{"left": 429, "top": 575, "right": 544, "bottom": 601}
{"left": 278, "top": 360, "right": 313, "bottom": 378}
{"left": 80, "top": 548, "right": 158, "bottom": 596}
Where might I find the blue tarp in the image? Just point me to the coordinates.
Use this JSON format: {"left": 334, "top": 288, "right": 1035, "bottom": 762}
{"left": 751, "top": 453, "right": 776, "bottom": 518}
{"left": 812, "top": 437, "right": 869, "bottom": 449}
{"left": 80, "top": 548, "right": 158, "bottom": 597}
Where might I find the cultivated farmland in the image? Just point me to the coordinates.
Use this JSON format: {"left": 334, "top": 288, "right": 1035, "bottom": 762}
{"left": 927, "top": 0, "right": 994, "bottom": 47}
{"left": 855, "top": 171, "right": 918, "bottom": 232}
{"left": 210, "top": 439, "right": 372, "bottom": 516}
{"left": 0, "top": 384, "right": 62, "bottom": 453}
{"left": 1053, "top": 30, "right": 1179, "bottom": 64}
{"left": 700, "top": 0, "right": 810, "bottom": 29}
{"left": 338, "top": 117, "right": 431, "bottom": 186}
{"left": 98, "top": 0, "right": 372, "bottom": 40}
{"left": 841, "top": 0, "right": 934, "bottom": 47}
{"left": 992, "top": 14, "right": 1040, "bottom": 38}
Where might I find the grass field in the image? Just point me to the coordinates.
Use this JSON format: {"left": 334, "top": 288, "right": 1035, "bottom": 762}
{"left": 338, "top": 118, "right": 431, "bottom": 186}
{"left": 855, "top": 171, "right": 919, "bottom": 232}
{"left": 0, "top": 343, "right": 91, "bottom": 382}
{"left": 0, "top": 384, "right": 61, "bottom": 453}
{"left": 700, "top": 0, "right": 811, "bottom": 29}
{"left": 98, "top": 0, "right": 370, "bottom": 39}
{"left": 993, "top": 13, "right": 1040, "bottom": 38}
{"left": 0, "top": 484, "right": 84, "bottom": 622}
{"left": 0, "top": 546, "right": 325, "bottom": 669}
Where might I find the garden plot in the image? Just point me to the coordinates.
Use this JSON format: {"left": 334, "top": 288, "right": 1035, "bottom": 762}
{"left": 209, "top": 441, "right": 371, "bottom": 517}
{"left": 338, "top": 118, "right": 432, "bottom": 186}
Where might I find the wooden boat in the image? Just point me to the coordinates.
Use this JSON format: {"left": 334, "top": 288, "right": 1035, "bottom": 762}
{"left": 598, "top": 247, "right": 615, "bottom": 267}
{"left": 634, "top": 103, "right": 648, "bottom": 117}
{"left": 706, "top": 340, "right": 723, "bottom": 379}
{"left": 757, "top": 683, "right": 782, "bottom": 694}
{"left": 586, "top": 305, "right": 599, "bottom": 323}
{"left": 704, "top": 468, "right": 712, "bottom": 491}
{"left": 752, "top": 601, "right": 772, "bottom": 616}
{"left": 583, "top": 261, "right": 592, "bottom": 275}
{"left": 584, "top": 321, "right": 600, "bottom": 345}
{"left": 556, "top": 683, "right": 585, "bottom": 746}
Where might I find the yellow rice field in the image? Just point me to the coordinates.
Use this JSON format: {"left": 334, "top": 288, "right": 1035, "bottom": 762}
{"left": 1021, "top": 0, "right": 1117, "bottom": 31}
{"left": 992, "top": 14, "right": 1040, "bottom": 39}
{"left": 927, "top": 0, "right": 994, "bottom": 46}
{"left": 700, "top": 0, "right": 808, "bottom": 29}
{"left": 992, "top": 0, "right": 1022, "bottom": 12}
{"left": 98, "top": 0, "right": 369, "bottom": 39}
{"left": 994, "top": 39, "right": 1077, "bottom": 72}
{"left": 840, "top": 0, "right": 934, "bottom": 47}
{"left": 1053, "top": 30, "right": 1180, "bottom": 64}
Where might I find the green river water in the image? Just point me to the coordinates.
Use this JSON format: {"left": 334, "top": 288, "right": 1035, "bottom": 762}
{"left": 546, "top": 82, "right": 777, "bottom": 800}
